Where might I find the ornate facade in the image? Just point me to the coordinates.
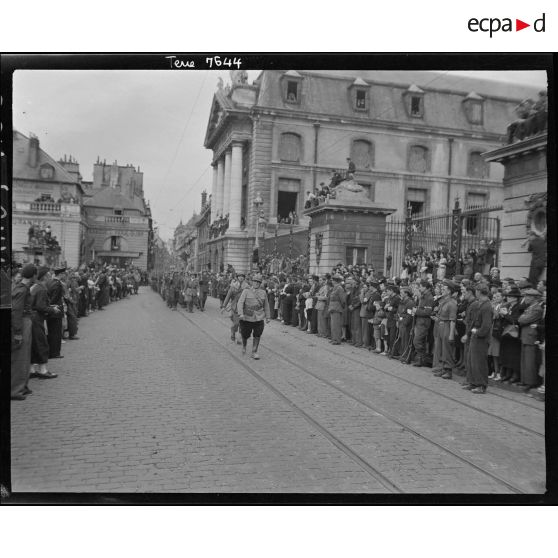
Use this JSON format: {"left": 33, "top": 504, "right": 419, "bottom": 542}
{"left": 203, "top": 70, "right": 541, "bottom": 271}
{"left": 12, "top": 131, "right": 87, "bottom": 267}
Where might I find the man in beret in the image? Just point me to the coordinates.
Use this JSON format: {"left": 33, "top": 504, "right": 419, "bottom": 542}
{"left": 46, "top": 266, "right": 66, "bottom": 359}
{"left": 412, "top": 280, "right": 434, "bottom": 367}
{"left": 518, "top": 288, "right": 544, "bottom": 389}
{"left": 11, "top": 264, "right": 37, "bottom": 399}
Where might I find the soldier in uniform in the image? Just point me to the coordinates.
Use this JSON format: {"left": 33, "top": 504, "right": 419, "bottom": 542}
{"left": 411, "top": 279, "right": 434, "bottom": 367}
{"left": 183, "top": 272, "right": 197, "bottom": 313}
{"left": 237, "top": 274, "right": 271, "bottom": 359}
{"left": 463, "top": 284, "right": 493, "bottom": 393}
{"left": 30, "top": 266, "right": 60, "bottom": 379}
{"left": 46, "top": 266, "right": 66, "bottom": 359}
{"left": 222, "top": 272, "right": 248, "bottom": 344}
{"left": 328, "top": 274, "right": 347, "bottom": 345}
{"left": 359, "top": 278, "right": 379, "bottom": 350}
{"left": 347, "top": 277, "right": 362, "bottom": 346}
{"left": 396, "top": 286, "right": 415, "bottom": 359}
{"left": 432, "top": 279, "right": 459, "bottom": 379}
{"left": 384, "top": 282, "right": 401, "bottom": 356}
{"left": 11, "top": 264, "right": 37, "bottom": 400}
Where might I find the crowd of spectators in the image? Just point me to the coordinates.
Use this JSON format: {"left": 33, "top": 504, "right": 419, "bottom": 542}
{"left": 10, "top": 261, "right": 146, "bottom": 401}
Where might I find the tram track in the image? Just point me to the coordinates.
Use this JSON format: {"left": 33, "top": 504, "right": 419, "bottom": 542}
{"left": 177, "top": 306, "right": 534, "bottom": 494}
{"left": 213, "top": 312, "right": 544, "bottom": 435}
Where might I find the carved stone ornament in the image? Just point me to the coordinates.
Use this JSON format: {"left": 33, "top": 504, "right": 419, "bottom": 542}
{"left": 525, "top": 192, "right": 547, "bottom": 238}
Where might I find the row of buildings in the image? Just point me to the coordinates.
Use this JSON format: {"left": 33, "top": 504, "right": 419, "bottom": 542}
{"left": 172, "top": 69, "right": 546, "bottom": 278}
{"left": 12, "top": 131, "right": 154, "bottom": 270}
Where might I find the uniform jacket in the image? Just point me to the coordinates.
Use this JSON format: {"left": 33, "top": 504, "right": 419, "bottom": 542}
{"left": 327, "top": 284, "right": 347, "bottom": 313}
{"left": 518, "top": 301, "right": 544, "bottom": 345}
{"left": 315, "top": 284, "right": 331, "bottom": 312}
{"left": 415, "top": 290, "right": 434, "bottom": 323}
{"left": 30, "top": 282, "right": 58, "bottom": 320}
{"left": 397, "top": 297, "right": 415, "bottom": 327}
{"left": 238, "top": 286, "right": 271, "bottom": 322}
{"left": 47, "top": 277, "right": 64, "bottom": 309}
{"left": 359, "top": 287, "right": 377, "bottom": 318}
{"left": 12, "top": 280, "right": 32, "bottom": 339}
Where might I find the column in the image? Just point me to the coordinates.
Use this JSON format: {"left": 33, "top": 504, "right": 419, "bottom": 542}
{"left": 210, "top": 163, "right": 218, "bottom": 224}
{"left": 223, "top": 149, "right": 232, "bottom": 218}
{"left": 229, "top": 142, "right": 243, "bottom": 230}
{"left": 216, "top": 158, "right": 225, "bottom": 218}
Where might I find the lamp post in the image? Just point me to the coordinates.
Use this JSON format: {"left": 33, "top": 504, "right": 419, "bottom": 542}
{"left": 253, "top": 192, "right": 263, "bottom": 269}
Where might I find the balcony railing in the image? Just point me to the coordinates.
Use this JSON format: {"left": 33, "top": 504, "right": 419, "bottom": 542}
{"left": 30, "top": 202, "right": 61, "bottom": 212}
{"left": 105, "top": 215, "right": 130, "bottom": 224}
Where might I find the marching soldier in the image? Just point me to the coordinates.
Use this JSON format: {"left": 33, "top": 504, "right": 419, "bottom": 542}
{"left": 222, "top": 272, "right": 249, "bottom": 344}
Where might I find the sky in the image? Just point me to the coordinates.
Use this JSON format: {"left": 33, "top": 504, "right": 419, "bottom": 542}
{"left": 12, "top": 67, "right": 547, "bottom": 240}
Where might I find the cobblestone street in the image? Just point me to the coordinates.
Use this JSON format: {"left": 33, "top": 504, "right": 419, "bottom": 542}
{"left": 10, "top": 288, "right": 546, "bottom": 494}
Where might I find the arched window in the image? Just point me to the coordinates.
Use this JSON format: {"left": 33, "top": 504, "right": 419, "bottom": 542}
{"left": 408, "top": 145, "right": 429, "bottom": 173}
{"left": 351, "top": 140, "right": 374, "bottom": 169}
{"left": 467, "top": 151, "right": 488, "bottom": 178}
{"left": 279, "top": 133, "right": 302, "bottom": 162}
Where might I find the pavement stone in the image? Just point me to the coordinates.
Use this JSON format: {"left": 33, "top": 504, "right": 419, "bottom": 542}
{"left": 9, "top": 288, "right": 546, "bottom": 495}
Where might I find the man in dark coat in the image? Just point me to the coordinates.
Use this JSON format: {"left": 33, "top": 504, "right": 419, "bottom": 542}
{"left": 30, "top": 266, "right": 59, "bottom": 378}
{"left": 518, "top": 288, "right": 544, "bottom": 389}
{"left": 526, "top": 233, "right": 546, "bottom": 286}
{"left": 328, "top": 275, "right": 347, "bottom": 345}
{"left": 463, "top": 284, "right": 493, "bottom": 393}
{"left": 198, "top": 270, "right": 210, "bottom": 311}
{"left": 46, "top": 266, "right": 66, "bottom": 359}
{"left": 396, "top": 287, "right": 415, "bottom": 359}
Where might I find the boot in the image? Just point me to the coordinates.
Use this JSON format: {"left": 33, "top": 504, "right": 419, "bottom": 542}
{"left": 252, "top": 337, "right": 260, "bottom": 360}
{"left": 441, "top": 370, "right": 453, "bottom": 379}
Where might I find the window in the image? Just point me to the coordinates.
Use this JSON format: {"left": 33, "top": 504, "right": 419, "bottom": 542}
{"left": 463, "top": 93, "right": 484, "bottom": 125}
{"left": 114, "top": 209, "right": 123, "bottom": 216}
{"left": 277, "top": 178, "right": 301, "bottom": 223}
{"left": 346, "top": 246, "right": 367, "bottom": 266}
{"left": 408, "top": 145, "right": 429, "bottom": 173}
{"left": 467, "top": 151, "right": 488, "bottom": 179}
{"left": 111, "top": 236, "right": 121, "bottom": 251}
{"left": 356, "top": 90, "right": 366, "bottom": 109}
{"left": 411, "top": 96, "right": 422, "bottom": 117}
{"left": 286, "top": 81, "right": 299, "bottom": 103}
{"left": 465, "top": 192, "right": 488, "bottom": 235}
{"left": 351, "top": 140, "right": 374, "bottom": 169}
{"left": 279, "top": 133, "right": 302, "bottom": 162}
{"left": 39, "top": 164, "right": 54, "bottom": 180}
{"left": 403, "top": 85, "right": 425, "bottom": 118}
{"left": 406, "top": 188, "right": 427, "bottom": 216}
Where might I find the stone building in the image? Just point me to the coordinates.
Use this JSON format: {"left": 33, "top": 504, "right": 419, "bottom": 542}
{"left": 483, "top": 97, "right": 547, "bottom": 280}
{"left": 12, "top": 131, "right": 87, "bottom": 268}
{"left": 83, "top": 159, "right": 150, "bottom": 269}
{"left": 203, "top": 70, "right": 540, "bottom": 271}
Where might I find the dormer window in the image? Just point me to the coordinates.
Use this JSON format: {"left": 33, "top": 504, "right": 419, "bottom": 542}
{"left": 287, "top": 81, "right": 298, "bottom": 102}
{"left": 349, "top": 77, "right": 370, "bottom": 112}
{"left": 281, "top": 71, "right": 303, "bottom": 105}
{"left": 39, "top": 164, "right": 55, "bottom": 180}
{"left": 463, "top": 92, "right": 484, "bottom": 125}
{"left": 403, "top": 84, "right": 425, "bottom": 118}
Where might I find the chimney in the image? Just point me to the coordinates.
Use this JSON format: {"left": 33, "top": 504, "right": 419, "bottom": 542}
{"left": 201, "top": 190, "right": 207, "bottom": 208}
{"left": 28, "top": 134, "right": 39, "bottom": 168}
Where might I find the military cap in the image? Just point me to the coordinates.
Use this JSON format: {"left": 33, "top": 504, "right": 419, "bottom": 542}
{"left": 443, "top": 279, "right": 459, "bottom": 291}
{"left": 21, "top": 263, "right": 37, "bottom": 278}
{"left": 37, "top": 266, "right": 49, "bottom": 280}
{"left": 518, "top": 279, "right": 533, "bottom": 290}
{"left": 419, "top": 279, "right": 431, "bottom": 288}
{"left": 453, "top": 275, "right": 464, "bottom": 283}
{"left": 251, "top": 273, "right": 263, "bottom": 283}
{"left": 332, "top": 274, "right": 343, "bottom": 282}
{"left": 53, "top": 265, "right": 67, "bottom": 274}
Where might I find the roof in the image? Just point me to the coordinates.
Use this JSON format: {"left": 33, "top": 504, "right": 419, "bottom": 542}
{"left": 83, "top": 187, "right": 146, "bottom": 212}
{"left": 13, "top": 130, "right": 80, "bottom": 185}
{"left": 256, "top": 70, "right": 542, "bottom": 134}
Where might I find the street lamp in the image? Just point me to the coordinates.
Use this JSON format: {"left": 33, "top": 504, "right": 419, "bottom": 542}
{"left": 253, "top": 192, "right": 263, "bottom": 267}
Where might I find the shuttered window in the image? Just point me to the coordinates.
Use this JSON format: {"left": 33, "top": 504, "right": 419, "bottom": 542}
{"left": 408, "top": 145, "right": 429, "bottom": 173}
{"left": 467, "top": 151, "right": 488, "bottom": 178}
{"left": 279, "top": 133, "right": 302, "bottom": 162}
